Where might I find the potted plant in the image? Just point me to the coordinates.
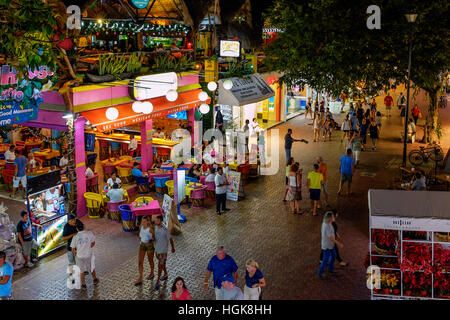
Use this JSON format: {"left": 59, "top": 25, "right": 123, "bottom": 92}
{"left": 372, "top": 229, "right": 398, "bottom": 255}
{"left": 85, "top": 52, "right": 143, "bottom": 83}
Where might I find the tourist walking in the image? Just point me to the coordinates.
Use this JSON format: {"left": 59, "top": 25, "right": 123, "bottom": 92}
{"left": 171, "top": 277, "right": 192, "bottom": 300}
{"left": 283, "top": 157, "right": 295, "bottom": 202}
{"left": 204, "top": 246, "right": 238, "bottom": 300}
{"left": 323, "top": 116, "right": 332, "bottom": 141}
{"left": 0, "top": 251, "right": 14, "bottom": 300}
{"left": 375, "top": 111, "right": 382, "bottom": 133}
{"left": 307, "top": 163, "right": 324, "bottom": 216}
{"left": 71, "top": 220, "right": 99, "bottom": 288}
{"left": 318, "top": 212, "right": 344, "bottom": 279}
{"left": 11, "top": 150, "right": 27, "bottom": 199}
{"left": 350, "top": 131, "right": 362, "bottom": 167}
{"left": 384, "top": 93, "right": 393, "bottom": 117}
{"left": 214, "top": 167, "right": 230, "bottom": 215}
{"left": 340, "top": 114, "right": 351, "bottom": 142}
{"left": 411, "top": 104, "right": 421, "bottom": 125}
{"left": 305, "top": 97, "right": 313, "bottom": 119}
{"left": 16, "top": 211, "right": 39, "bottom": 268}
{"left": 317, "top": 157, "right": 329, "bottom": 207}
{"left": 62, "top": 214, "right": 78, "bottom": 284}
{"left": 319, "top": 210, "right": 347, "bottom": 268}
{"left": 370, "top": 98, "right": 377, "bottom": 118}
{"left": 220, "top": 275, "right": 244, "bottom": 300}
{"left": 369, "top": 118, "right": 379, "bottom": 151}
{"left": 284, "top": 129, "right": 304, "bottom": 160}
{"left": 243, "top": 259, "right": 265, "bottom": 300}
{"left": 359, "top": 118, "right": 369, "bottom": 150}
{"left": 286, "top": 162, "right": 302, "bottom": 214}
{"left": 153, "top": 215, "right": 175, "bottom": 290}
{"left": 350, "top": 113, "right": 359, "bottom": 135}
{"left": 338, "top": 149, "right": 355, "bottom": 196}
{"left": 339, "top": 92, "right": 346, "bottom": 113}
{"left": 135, "top": 216, "right": 155, "bottom": 286}
{"left": 397, "top": 92, "right": 406, "bottom": 111}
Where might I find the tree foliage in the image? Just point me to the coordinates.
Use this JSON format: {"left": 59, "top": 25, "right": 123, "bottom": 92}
{"left": 264, "top": 0, "right": 449, "bottom": 99}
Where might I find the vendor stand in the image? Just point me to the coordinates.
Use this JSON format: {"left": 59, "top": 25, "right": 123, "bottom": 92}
{"left": 26, "top": 170, "right": 68, "bottom": 257}
{"left": 367, "top": 189, "right": 450, "bottom": 300}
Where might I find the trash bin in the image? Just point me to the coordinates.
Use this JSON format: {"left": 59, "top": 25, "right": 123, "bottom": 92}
{"left": 119, "top": 204, "right": 137, "bottom": 232}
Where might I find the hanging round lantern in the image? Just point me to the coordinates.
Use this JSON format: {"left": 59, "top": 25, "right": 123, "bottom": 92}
{"left": 199, "top": 103, "right": 210, "bottom": 114}
{"left": 223, "top": 80, "right": 233, "bottom": 90}
{"left": 207, "top": 81, "right": 217, "bottom": 91}
{"left": 166, "top": 89, "right": 178, "bottom": 102}
{"left": 141, "top": 101, "right": 153, "bottom": 114}
{"left": 105, "top": 107, "right": 119, "bottom": 120}
{"left": 198, "top": 91, "right": 209, "bottom": 101}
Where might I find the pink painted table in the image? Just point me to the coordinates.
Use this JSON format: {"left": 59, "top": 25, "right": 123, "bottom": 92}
{"left": 130, "top": 200, "right": 162, "bottom": 218}
{"left": 148, "top": 172, "right": 172, "bottom": 183}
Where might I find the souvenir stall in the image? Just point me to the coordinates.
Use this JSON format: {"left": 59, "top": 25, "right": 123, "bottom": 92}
{"left": 367, "top": 190, "right": 450, "bottom": 300}
{"left": 27, "top": 170, "right": 68, "bottom": 257}
{"left": 0, "top": 203, "right": 25, "bottom": 270}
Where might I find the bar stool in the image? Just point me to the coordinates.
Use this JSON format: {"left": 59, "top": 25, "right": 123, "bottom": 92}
{"left": 86, "top": 173, "right": 99, "bottom": 193}
{"left": 190, "top": 186, "right": 207, "bottom": 209}
{"left": 116, "top": 166, "right": 132, "bottom": 184}
{"left": 107, "top": 200, "right": 126, "bottom": 222}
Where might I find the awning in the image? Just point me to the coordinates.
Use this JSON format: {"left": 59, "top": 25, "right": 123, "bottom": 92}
{"left": 21, "top": 110, "right": 68, "bottom": 131}
{"left": 217, "top": 73, "right": 275, "bottom": 106}
{"left": 81, "top": 89, "right": 209, "bottom": 132}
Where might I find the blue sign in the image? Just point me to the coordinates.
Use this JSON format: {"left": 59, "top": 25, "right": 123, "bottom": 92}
{"left": 129, "top": 0, "right": 150, "bottom": 9}
{"left": 166, "top": 110, "right": 187, "bottom": 120}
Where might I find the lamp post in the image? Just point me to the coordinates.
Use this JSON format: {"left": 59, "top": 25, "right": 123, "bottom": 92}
{"left": 402, "top": 13, "right": 417, "bottom": 167}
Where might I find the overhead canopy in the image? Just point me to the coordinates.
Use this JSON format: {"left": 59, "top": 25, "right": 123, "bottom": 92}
{"left": 217, "top": 73, "right": 275, "bottom": 106}
{"left": 81, "top": 89, "right": 208, "bottom": 132}
{"left": 368, "top": 189, "right": 450, "bottom": 220}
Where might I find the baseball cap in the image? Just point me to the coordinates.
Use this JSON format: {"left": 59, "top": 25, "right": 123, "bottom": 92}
{"left": 221, "top": 274, "right": 234, "bottom": 284}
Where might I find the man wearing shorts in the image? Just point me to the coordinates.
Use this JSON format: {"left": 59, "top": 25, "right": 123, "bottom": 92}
{"left": 338, "top": 149, "right": 355, "bottom": 196}
{"left": 71, "top": 220, "right": 98, "bottom": 288}
{"left": 62, "top": 215, "right": 78, "bottom": 284}
{"left": 16, "top": 211, "right": 39, "bottom": 268}
{"left": 317, "top": 156, "right": 329, "bottom": 207}
{"left": 153, "top": 215, "right": 175, "bottom": 290}
{"left": 307, "top": 164, "right": 323, "bottom": 216}
{"left": 384, "top": 93, "right": 393, "bottom": 117}
{"left": 11, "top": 150, "right": 27, "bottom": 199}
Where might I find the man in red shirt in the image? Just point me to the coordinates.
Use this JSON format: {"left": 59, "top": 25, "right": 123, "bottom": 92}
{"left": 384, "top": 94, "right": 393, "bottom": 117}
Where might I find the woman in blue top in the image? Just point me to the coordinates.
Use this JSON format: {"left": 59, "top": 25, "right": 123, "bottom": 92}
{"left": 243, "top": 259, "right": 266, "bottom": 300}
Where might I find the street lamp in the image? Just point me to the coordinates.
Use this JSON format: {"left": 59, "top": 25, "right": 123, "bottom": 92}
{"left": 402, "top": 13, "right": 417, "bottom": 167}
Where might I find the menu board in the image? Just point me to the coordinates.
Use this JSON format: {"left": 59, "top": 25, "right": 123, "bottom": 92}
{"left": 219, "top": 40, "right": 240, "bottom": 58}
{"left": 27, "top": 170, "right": 61, "bottom": 195}
{"left": 226, "top": 171, "right": 241, "bottom": 201}
{"left": 161, "top": 194, "right": 173, "bottom": 229}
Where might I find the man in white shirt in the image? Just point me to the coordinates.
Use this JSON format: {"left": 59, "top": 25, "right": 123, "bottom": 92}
{"left": 128, "top": 135, "right": 138, "bottom": 157}
{"left": 214, "top": 167, "right": 230, "bottom": 215}
{"left": 4, "top": 145, "right": 15, "bottom": 163}
{"left": 407, "top": 118, "right": 416, "bottom": 143}
{"left": 205, "top": 168, "right": 216, "bottom": 183}
{"left": 59, "top": 152, "right": 69, "bottom": 172}
{"left": 153, "top": 128, "right": 165, "bottom": 139}
{"left": 45, "top": 187, "right": 60, "bottom": 212}
{"left": 85, "top": 165, "right": 94, "bottom": 178}
{"left": 71, "top": 220, "right": 99, "bottom": 288}
{"left": 106, "top": 183, "right": 124, "bottom": 202}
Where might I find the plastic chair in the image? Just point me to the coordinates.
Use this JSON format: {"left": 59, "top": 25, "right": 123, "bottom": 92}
{"left": 84, "top": 192, "right": 103, "bottom": 219}
{"left": 154, "top": 176, "right": 170, "bottom": 197}
{"left": 2, "top": 169, "right": 15, "bottom": 191}
{"left": 135, "top": 196, "right": 154, "bottom": 204}
{"left": 165, "top": 180, "right": 174, "bottom": 196}
{"left": 107, "top": 200, "right": 126, "bottom": 222}
{"left": 116, "top": 166, "right": 132, "bottom": 184}
{"left": 205, "top": 181, "right": 216, "bottom": 199}
{"left": 86, "top": 173, "right": 99, "bottom": 193}
{"left": 190, "top": 186, "right": 207, "bottom": 209}
{"left": 102, "top": 164, "right": 116, "bottom": 183}
{"left": 136, "top": 176, "right": 149, "bottom": 194}
{"left": 119, "top": 204, "right": 137, "bottom": 232}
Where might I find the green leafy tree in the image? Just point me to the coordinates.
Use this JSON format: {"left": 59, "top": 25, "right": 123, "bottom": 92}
{"left": 265, "top": 0, "right": 449, "bottom": 142}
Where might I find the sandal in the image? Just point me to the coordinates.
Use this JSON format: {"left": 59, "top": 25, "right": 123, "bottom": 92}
{"left": 146, "top": 274, "right": 154, "bottom": 280}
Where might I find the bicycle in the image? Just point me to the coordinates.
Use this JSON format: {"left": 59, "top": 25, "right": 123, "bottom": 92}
{"left": 408, "top": 144, "right": 444, "bottom": 166}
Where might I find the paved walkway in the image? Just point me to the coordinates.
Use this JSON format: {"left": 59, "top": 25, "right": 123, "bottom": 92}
{"left": 7, "top": 101, "right": 449, "bottom": 300}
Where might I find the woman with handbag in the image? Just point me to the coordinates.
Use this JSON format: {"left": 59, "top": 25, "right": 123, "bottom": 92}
{"left": 286, "top": 163, "right": 302, "bottom": 214}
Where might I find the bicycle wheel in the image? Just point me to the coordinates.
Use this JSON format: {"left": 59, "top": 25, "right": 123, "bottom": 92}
{"left": 429, "top": 147, "right": 444, "bottom": 162}
{"left": 409, "top": 150, "right": 424, "bottom": 166}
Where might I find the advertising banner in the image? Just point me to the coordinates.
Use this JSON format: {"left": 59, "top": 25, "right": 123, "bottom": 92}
{"left": 226, "top": 171, "right": 241, "bottom": 201}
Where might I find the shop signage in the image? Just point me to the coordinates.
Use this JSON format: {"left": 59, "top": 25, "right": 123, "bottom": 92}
{"left": 128, "top": 0, "right": 150, "bottom": 9}
{"left": 370, "top": 216, "right": 450, "bottom": 233}
{"left": 130, "top": 72, "right": 177, "bottom": 101}
{"left": 226, "top": 171, "right": 242, "bottom": 201}
{"left": 166, "top": 110, "right": 187, "bottom": 120}
{"left": 0, "top": 65, "right": 56, "bottom": 126}
{"left": 219, "top": 40, "right": 241, "bottom": 58}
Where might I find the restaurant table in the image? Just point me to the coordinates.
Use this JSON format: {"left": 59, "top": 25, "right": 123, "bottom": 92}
{"left": 130, "top": 200, "right": 161, "bottom": 218}
{"left": 34, "top": 149, "right": 60, "bottom": 160}
{"left": 185, "top": 182, "right": 203, "bottom": 198}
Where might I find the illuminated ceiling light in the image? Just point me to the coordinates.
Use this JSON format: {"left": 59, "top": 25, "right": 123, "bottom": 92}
{"left": 207, "top": 81, "right": 217, "bottom": 91}
{"left": 223, "top": 79, "right": 233, "bottom": 90}
{"left": 141, "top": 101, "right": 153, "bottom": 114}
{"left": 97, "top": 19, "right": 103, "bottom": 24}
{"left": 105, "top": 107, "right": 119, "bottom": 120}
{"left": 166, "top": 89, "right": 178, "bottom": 102}
{"left": 198, "top": 91, "right": 209, "bottom": 101}
{"left": 199, "top": 103, "right": 210, "bottom": 114}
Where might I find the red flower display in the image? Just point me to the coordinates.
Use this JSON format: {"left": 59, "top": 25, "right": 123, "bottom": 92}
{"left": 372, "top": 229, "right": 398, "bottom": 251}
